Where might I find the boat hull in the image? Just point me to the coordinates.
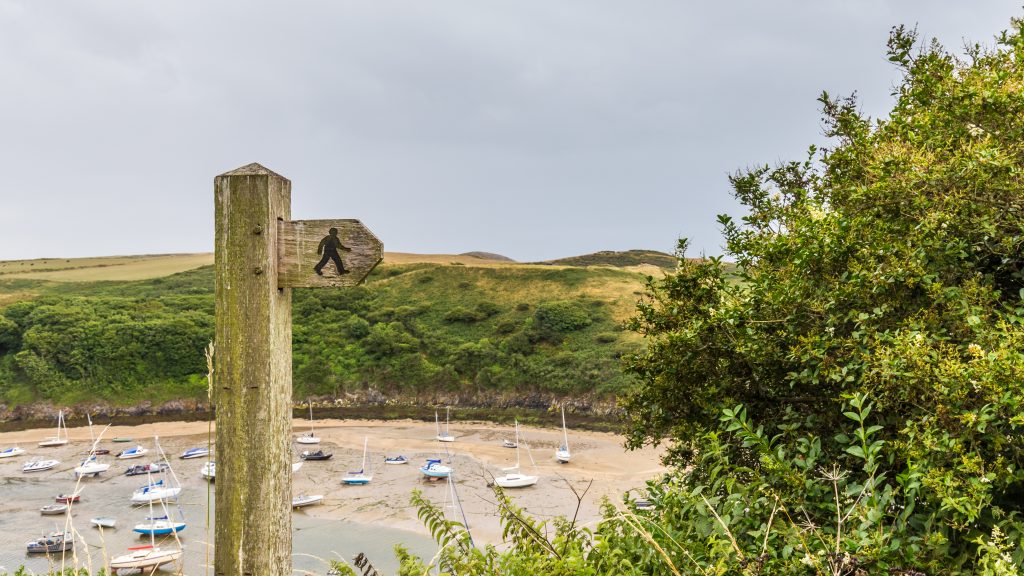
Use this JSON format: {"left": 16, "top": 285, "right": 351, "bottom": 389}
{"left": 23, "top": 460, "right": 59, "bottom": 473}
{"left": 292, "top": 495, "right": 324, "bottom": 508}
{"left": 494, "top": 474, "right": 538, "bottom": 488}
{"left": 0, "top": 447, "right": 26, "bottom": 458}
{"left": 26, "top": 533, "right": 73, "bottom": 554}
{"left": 75, "top": 463, "right": 111, "bottom": 476}
{"left": 133, "top": 522, "right": 186, "bottom": 536}
{"left": 38, "top": 439, "right": 68, "bottom": 447}
{"left": 130, "top": 487, "right": 181, "bottom": 504}
{"left": 91, "top": 517, "right": 117, "bottom": 528}
{"left": 180, "top": 449, "right": 209, "bottom": 459}
{"left": 109, "top": 547, "right": 183, "bottom": 570}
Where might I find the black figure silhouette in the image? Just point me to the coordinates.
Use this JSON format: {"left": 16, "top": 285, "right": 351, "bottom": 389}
{"left": 314, "top": 227, "right": 352, "bottom": 276}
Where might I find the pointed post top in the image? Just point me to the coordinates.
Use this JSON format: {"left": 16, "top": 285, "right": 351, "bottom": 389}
{"left": 218, "top": 162, "right": 289, "bottom": 180}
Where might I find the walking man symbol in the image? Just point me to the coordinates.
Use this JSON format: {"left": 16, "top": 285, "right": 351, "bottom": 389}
{"left": 313, "top": 227, "right": 352, "bottom": 276}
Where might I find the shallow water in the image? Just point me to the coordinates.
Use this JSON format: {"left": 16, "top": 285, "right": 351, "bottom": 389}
{"left": 0, "top": 460, "right": 437, "bottom": 575}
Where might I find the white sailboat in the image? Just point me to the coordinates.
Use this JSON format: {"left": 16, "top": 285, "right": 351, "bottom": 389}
{"left": 38, "top": 410, "right": 68, "bottom": 447}
{"left": 74, "top": 454, "right": 111, "bottom": 477}
{"left": 341, "top": 436, "right": 373, "bottom": 485}
{"left": 494, "top": 420, "right": 538, "bottom": 488}
{"left": 296, "top": 401, "right": 320, "bottom": 444}
{"left": 76, "top": 416, "right": 111, "bottom": 476}
{"left": 112, "top": 471, "right": 183, "bottom": 572}
{"left": 436, "top": 407, "right": 455, "bottom": 443}
{"left": 555, "top": 406, "right": 571, "bottom": 464}
{"left": 130, "top": 438, "right": 182, "bottom": 504}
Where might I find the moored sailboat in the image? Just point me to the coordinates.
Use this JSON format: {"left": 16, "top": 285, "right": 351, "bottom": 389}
{"left": 38, "top": 410, "right": 68, "bottom": 447}
{"left": 555, "top": 406, "right": 572, "bottom": 464}
{"left": 494, "top": 420, "right": 538, "bottom": 488}
{"left": 295, "top": 400, "right": 320, "bottom": 444}
{"left": 341, "top": 437, "right": 373, "bottom": 485}
{"left": 436, "top": 407, "right": 455, "bottom": 442}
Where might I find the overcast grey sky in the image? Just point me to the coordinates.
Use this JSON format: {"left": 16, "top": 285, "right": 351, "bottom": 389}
{"left": 0, "top": 1, "right": 1018, "bottom": 261}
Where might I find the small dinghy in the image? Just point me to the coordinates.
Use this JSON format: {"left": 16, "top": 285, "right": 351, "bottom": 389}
{"left": 634, "top": 499, "right": 657, "bottom": 511}
{"left": 502, "top": 439, "right": 518, "bottom": 449}
{"left": 420, "top": 458, "right": 452, "bottom": 478}
{"left": 88, "top": 448, "right": 111, "bottom": 455}
{"left": 117, "top": 445, "right": 149, "bottom": 459}
{"left": 180, "top": 447, "right": 209, "bottom": 460}
{"left": 91, "top": 516, "right": 117, "bottom": 528}
{"left": 112, "top": 437, "right": 132, "bottom": 443}
{"left": 55, "top": 492, "right": 81, "bottom": 504}
{"left": 300, "top": 449, "right": 333, "bottom": 461}
{"left": 292, "top": 493, "right": 324, "bottom": 508}
{"left": 40, "top": 504, "right": 69, "bottom": 515}
{"left": 201, "top": 461, "right": 215, "bottom": 480}
{"left": 384, "top": 455, "right": 409, "bottom": 465}
{"left": 0, "top": 445, "right": 26, "bottom": 458}
{"left": 125, "top": 461, "right": 169, "bottom": 476}
{"left": 23, "top": 458, "right": 60, "bottom": 473}
{"left": 26, "top": 531, "right": 73, "bottom": 554}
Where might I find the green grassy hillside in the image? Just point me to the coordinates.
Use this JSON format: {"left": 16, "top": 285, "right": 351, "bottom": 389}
{"left": 0, "top": 256, "right": 652, "bottom": 407}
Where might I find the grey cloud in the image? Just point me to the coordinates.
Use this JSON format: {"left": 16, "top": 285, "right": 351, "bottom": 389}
{"left": 0, "top": 0, "right": 1018, "bottom": 260}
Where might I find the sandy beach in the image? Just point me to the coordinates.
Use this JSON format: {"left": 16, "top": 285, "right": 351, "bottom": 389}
{"left": 0, "top": 415, "right": 665, "bottom": 570}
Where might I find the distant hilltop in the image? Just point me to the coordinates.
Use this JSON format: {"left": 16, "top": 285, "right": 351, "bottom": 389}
{"left": 540, "top": 249, "right": 678, "bottom": 269}
{"left": 0, "top": 249, "right": 681, "bottom": 282}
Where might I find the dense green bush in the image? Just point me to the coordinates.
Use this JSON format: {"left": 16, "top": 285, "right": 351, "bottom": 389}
{"left": 533, "top": 301, "right": 592, "bottom": 333}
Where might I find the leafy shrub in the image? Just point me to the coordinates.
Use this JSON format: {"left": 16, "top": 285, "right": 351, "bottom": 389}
{"left": 444, "top": 307, "right": 485, "bottom": 323}
{"left": 474, "top": 301, "right": 501, "bottom": 318}
{"left": 533, "top": 301, "right": 591, "bottom": 333}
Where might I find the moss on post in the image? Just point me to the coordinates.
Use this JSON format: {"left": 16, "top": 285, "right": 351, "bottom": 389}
{"left": 214, "top": 163, "right": 292, "bottom": 575}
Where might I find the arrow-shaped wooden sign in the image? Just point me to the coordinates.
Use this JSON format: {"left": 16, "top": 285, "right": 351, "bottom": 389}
{"left": 277, "top": 219, "right": 383, "bottom": 288}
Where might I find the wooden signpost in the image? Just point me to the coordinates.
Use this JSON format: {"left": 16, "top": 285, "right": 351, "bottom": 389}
{"left": 213, "top": 163, "right": 382, "bottom": 575}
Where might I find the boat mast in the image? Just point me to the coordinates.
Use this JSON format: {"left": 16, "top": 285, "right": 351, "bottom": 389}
{"left": 514, "top": 420, "right": 521, "bottom": 470}
{"left": 308, "top": 400, "right": 315, "bottom": 435}
{"left": 561, "top": 406, "right": 569, "bottom": 453}
{"left": 360, "top": 436, "right": 367, "bottom": 473}
{"left": 445, "top": 407, "right": 450, "bottom": 436}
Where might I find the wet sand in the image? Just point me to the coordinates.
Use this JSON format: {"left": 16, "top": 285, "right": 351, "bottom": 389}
{"left": 0, "top": 417, "right": 665, "bottom": 572}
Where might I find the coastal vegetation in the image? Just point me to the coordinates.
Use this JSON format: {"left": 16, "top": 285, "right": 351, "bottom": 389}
{"left": 395, "top": 17, "right": 1024, "bottom": 575}
{"left": 0, "top": 256, "right": 651, "bottom": 408}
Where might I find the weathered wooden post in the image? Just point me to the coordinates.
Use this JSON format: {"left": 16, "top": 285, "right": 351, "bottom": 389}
{"left": 214, "top": 162, "right": 382, "bottom": 575}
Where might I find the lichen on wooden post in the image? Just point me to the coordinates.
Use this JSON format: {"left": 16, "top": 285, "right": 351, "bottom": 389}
{"left": 214, "top": 162, "right": 292, "bottom": 576}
